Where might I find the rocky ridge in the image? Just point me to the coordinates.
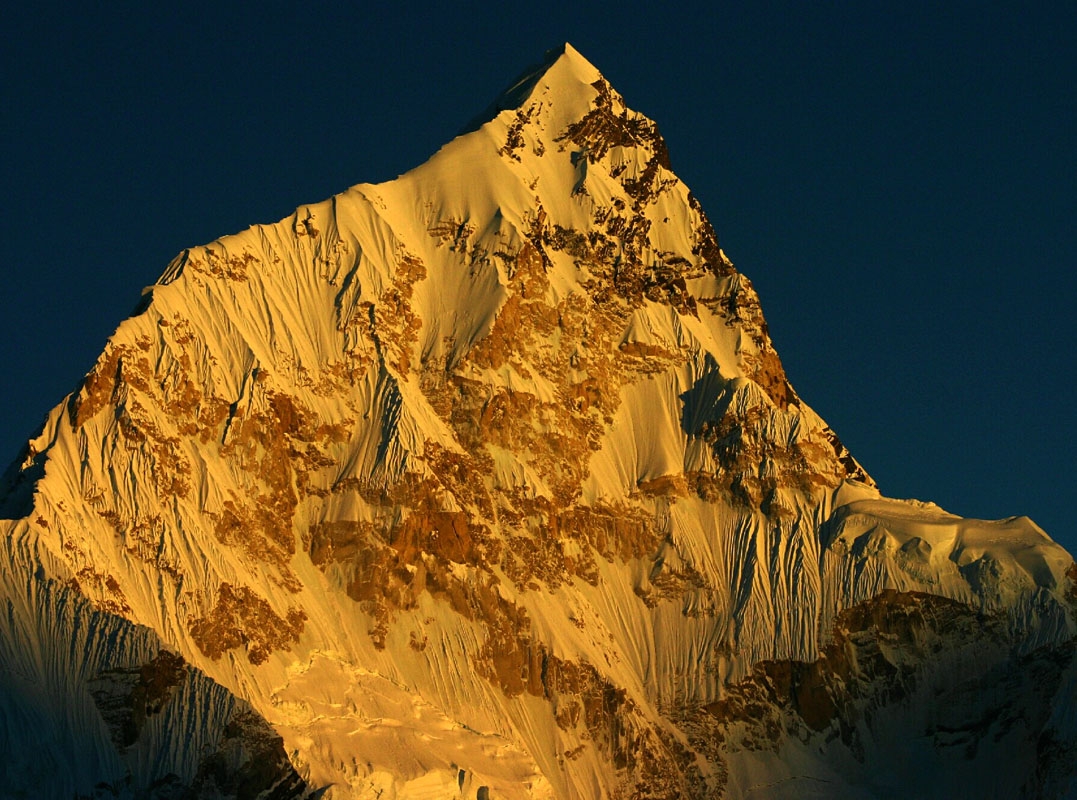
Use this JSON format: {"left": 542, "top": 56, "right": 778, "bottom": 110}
{"left": 1, "top": 44, "right": 1074, "bottom": 798}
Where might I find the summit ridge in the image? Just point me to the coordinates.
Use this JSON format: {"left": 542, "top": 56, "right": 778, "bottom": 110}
{"left": 460, "top": 43, "right": 596, "bottom": 133}
{"left": 1, "top": 44, "right": 1075, "bottom": 799}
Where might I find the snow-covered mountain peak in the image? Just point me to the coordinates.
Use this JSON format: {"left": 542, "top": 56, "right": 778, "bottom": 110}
{"left": 501, "top": 42, "right": 602, "bottom": 104}
{"left": 2, "top": 46, "right": 1075, "bottom": 800}
{"left": 462, "top": 42, "right": 601, "bottom": 133}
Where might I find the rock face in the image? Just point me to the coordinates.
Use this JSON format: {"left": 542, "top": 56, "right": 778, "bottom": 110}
{"left": 1, "top": 43, "right": 1075, "bottom": 799}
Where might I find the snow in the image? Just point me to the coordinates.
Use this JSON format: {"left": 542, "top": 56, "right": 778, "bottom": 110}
{"left": 1, "top": 42, "right": 1074, "bottom": 799}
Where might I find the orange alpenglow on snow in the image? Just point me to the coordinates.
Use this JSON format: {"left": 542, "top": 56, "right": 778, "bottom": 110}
{"left": 1, "top": 44, "right": 1074, "bottom": 799}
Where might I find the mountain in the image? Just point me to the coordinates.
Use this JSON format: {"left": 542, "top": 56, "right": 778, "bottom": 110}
{"left": 1, "top": 43, "right": 1075, "bottom": 799}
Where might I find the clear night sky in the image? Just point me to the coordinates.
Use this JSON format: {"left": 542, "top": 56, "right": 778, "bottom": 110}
{"left": 3, "top": 3, "right": 1074, "bottom": 553}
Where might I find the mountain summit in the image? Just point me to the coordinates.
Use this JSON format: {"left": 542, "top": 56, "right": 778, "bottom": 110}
{"left": 2, "top": 44, "right": 1075, "bottom": 799}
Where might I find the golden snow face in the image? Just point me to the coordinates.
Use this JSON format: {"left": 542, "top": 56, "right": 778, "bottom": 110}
{"left": 14, "top": 46, "right": 1072, "bottom": 800}
{"left": 52, "top": 54, "right": 864, "bottom": 675}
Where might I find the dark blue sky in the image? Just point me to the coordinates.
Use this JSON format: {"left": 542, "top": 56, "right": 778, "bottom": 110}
{"left": 3, "top": 3, "right": 1074, "bottom": 552}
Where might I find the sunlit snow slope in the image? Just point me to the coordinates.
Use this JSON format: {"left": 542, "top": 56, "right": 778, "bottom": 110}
{"left": 2, "top": 44, "right": 1075, "bottom": 799}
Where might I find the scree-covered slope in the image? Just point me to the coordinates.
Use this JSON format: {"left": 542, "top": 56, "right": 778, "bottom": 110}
{"left": 2, "top": 44, "right": 1076, "bottom": 799}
